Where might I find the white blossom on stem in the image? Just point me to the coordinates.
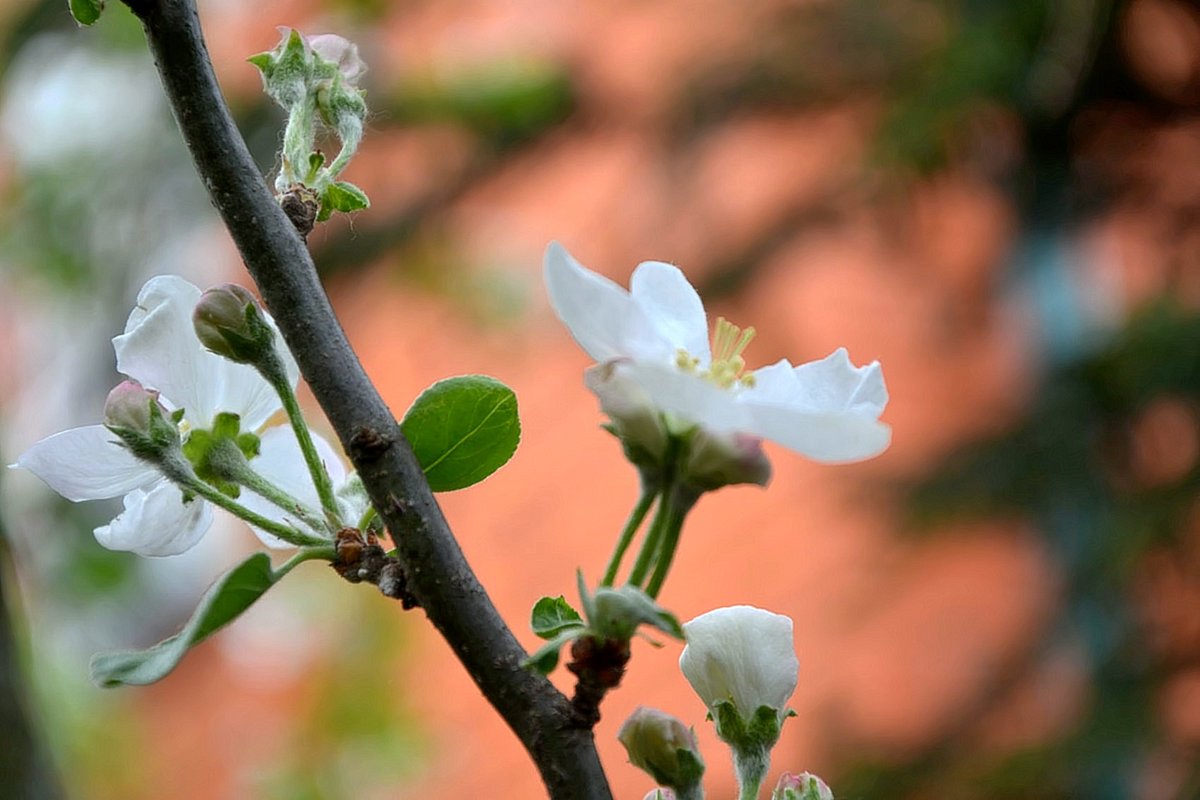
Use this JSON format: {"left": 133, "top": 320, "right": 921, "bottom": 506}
{"left": 544, "top": 242, "right": 890, "bottom": 469}
{"left": 12, "top": 275, "right": 344, "bottom": 556}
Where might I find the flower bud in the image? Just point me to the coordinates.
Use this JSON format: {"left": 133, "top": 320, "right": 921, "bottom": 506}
{"left": 618, "top": 707, "right": 704, "bottom": 792}
{"left": 103, "top": 380, "right": 160, "bottom": 432}
{"left": 680, "top": 605, "right": 798, "bottom": 752}
{"left": 643, "top": 790, "right": 677, "bottom": 800}
{"left": 103, "top": 380, "right": 180, "bottom": 462}
{"left": 773, "top": 772, "right": 834, "bottom": 800}
{"left": 192, "top": 284, "right": 277, "bottom": 367}
{"left": 307, "top": 34, "right": 367, "bottom": 86}
{"left": 682, "top": 429, "right": 771, "bottom": 491}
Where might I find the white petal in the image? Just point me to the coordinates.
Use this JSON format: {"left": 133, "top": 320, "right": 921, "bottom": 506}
{"left": 544, "top": 242, "right": 673, "bottom": 363}
{"left": 238, "top": 425, "right": 344, "bottom": 547}
{"left": 113, "top": 275, "right": 286, "bottom": 430}
{"left": 93, "top": 479, "right": 213, "bottom": 557}
{"left": 679, "top": 605, "right": 798, "bottom": 716}
{"left": 630, "top": 260, "right": 711, "bottom": 364}
{"left": 743, "top": 403, "right": 892, "bottom": 463}
{"left": 786, "top": 349, "right": 888, "bottom": 416}
{"left": 738, "top": 351, "right": 891, "bottom": 462}
{"left": 12, "top": 425, "right": 159, "bottom": 501}
{"left": 618, "top": 361, "right": 752, "bottom": 433}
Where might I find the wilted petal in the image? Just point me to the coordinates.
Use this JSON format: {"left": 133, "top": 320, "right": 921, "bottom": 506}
{"left": 680, "top": 605, "right": 799, "bottom": 717}
{"left": 12, "top": 425, "right": 158, "bottom": 501}
{"left": 239, "top": 425, "right": 344, "bottom": 547}
{"left": 630, "top": 260, "right": 710, "bottom": 364}
{"left": 93, "top": 479, "right": 213, "bottom": 557}
{"left": 544, "top": 242, "right": 672, "bottom": 363}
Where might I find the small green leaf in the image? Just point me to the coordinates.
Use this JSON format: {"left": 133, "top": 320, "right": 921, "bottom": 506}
{"left": 400, "top": 375, "right": 520, "bottom": 492}
{"left": 91, "top": 554, "right": 278, "bottom": 687}
{"left": 530, "top": 595, "right": 584, "bottom": 639}
{"left": 521, "top": 628, "right": 585, "bottom": 675}
{"left": 321, "top": 181, "right": 370, "bottom": 215}
{"left": 68, "top": 0, "right": 103, "bottom": 25}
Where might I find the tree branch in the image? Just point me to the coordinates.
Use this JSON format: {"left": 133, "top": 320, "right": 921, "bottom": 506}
{"left": 120, "top": 2, "right": 612, "bottom": 796}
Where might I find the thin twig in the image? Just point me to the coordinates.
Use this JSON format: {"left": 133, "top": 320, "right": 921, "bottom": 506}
{"left": 119, "top": 2, "right": 612, "bottom": 796}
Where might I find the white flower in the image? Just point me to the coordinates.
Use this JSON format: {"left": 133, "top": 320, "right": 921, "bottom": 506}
{"left": 12, "top": 275, "right": 342, "bottom": 556}
{"left": 544, "top": 242, "right": 890, "bottom": 465}
{"left": 679, "top": 605, "right": 799, "bottom": 719}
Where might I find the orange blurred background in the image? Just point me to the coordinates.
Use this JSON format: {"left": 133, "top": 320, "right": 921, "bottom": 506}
{"left": 3, "top": 1, "right": 1200, "bottom": 798}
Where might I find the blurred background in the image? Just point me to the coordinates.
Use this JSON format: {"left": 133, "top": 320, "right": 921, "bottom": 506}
{"left": 1, "top": 0, "right": 1199, "bottom": 797}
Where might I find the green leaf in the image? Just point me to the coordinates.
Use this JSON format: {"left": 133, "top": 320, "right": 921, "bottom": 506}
{"left": 521, "top": 628, "right": 585, "bottom": 675}
{"left": 400, "top": 375, "right": 521, "bottom": 492}
{"left": 68, "top": 0, "right": 103, "bottom": 25}
{"left": 320, "top": 181, "right": 370, "bottom": 220}
{"left": 90, "top": 554, "right": 278, "bottom": 687}
{"left": 530, "top": 595, "right": 584, "bottom": 639}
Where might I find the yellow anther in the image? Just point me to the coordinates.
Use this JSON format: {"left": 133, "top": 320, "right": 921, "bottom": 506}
{"left": 675, "top": 316, "right": 758, "bottom": 390}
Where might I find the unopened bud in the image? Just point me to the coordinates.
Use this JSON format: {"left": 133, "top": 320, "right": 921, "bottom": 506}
{"left": 773, "top": 772, "right": 834, "bottom": 800}
{"left": 103, "top": 380, "right": 179, "bottom": 462}
{"left": 103, "top": 380, "right": 160, "bottom": 432}
{"left": 192, "top": 284, "right": 277, "bottom": 367}
{"left": 618, "top": 707, "right": 704, "bottom": 792}
{"left": 307, "top": 34, "right": 367, "bottom": 86}
{"left": 643, "top": 790, "right": 677, "bottom": 800}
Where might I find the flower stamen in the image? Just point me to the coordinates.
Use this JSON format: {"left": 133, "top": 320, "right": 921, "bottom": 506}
{"left": 705, "top": 317, "right": 756, "bottom": 389}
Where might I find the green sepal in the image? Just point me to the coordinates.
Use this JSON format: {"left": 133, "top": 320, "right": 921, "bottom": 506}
{"left": 317, "top": 180, "right": 370, "bottom": 221}
{"left": 90, "top": 554, "right": 279, "bottom": 687}
{"left": 68, "top": 0, "right": 103, "bottom": 25}
{"left": 521, "top": 627, "right": 585, "bottom": 675}
{"left": 590, "top": 584, "right": 683, "bottom": 642}
{"left": 181, "top": 413, "right": 254, "bottom": 498}
{"left": 712, "top": 699, "right": 785, "bottom": 751}
{"left": 673, "top": 748, "right": 706, "bottom": 790}
{"left": 530, "top": 595, "right": 584, "bottom": 639}
{"left": 400, "top": 375, "right": 520, "bottom": 492}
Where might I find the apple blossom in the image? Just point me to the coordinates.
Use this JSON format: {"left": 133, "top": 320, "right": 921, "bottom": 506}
{"left": 680, "top": 605, "right": 800, "bottom": 800}
{"left": 544, "top": 242, "right": 890, "bottom": 481}
{"left": 11, "top": 275, "right": 350, "bottom": 556}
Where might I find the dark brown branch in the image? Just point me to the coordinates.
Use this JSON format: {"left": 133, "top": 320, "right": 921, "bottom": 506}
{"left": 119, "top": 2, "right": 611, "bottom": 796}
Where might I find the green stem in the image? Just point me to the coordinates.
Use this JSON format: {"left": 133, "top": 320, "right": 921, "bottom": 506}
{"left": 321, "top": 117, "right": 362, "bottom": 185}
{"left": 734, "top": 745, "right": 770, "bottom": 800}
{"left": 601, "top": 488, "right": 656, "bottom": 587}
{"left": 278, "top": 99, "right": 314, "bottom": 192}
{"left": 272, "top": 544, "right": 338, "bottom": 579}
{"left": 226, "top": 458, "right": 328, "bottom": 535}
{"left": 265, "top": 365, "right": 343, "bottom": 529}
{"left": 162, "top": 457, "right": 327, "bottom": 548}
{"left": 643, "top": 485, "right": 700, "bottom": 599}
{"left": 357, "top": 505, "right": 378, "bottom": 533}
{"left": 626, "top": 494, "right": 669, "bottom": 587}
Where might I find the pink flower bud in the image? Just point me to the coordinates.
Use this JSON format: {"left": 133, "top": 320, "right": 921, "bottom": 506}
{"left": 773, "top": 771, "right": 834, "bottom": 800}
{"left": 103, "top": 381, "right": 161, "bottom": 432}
